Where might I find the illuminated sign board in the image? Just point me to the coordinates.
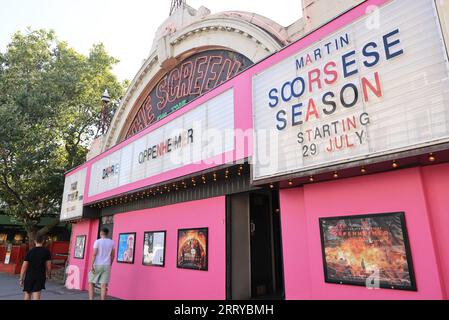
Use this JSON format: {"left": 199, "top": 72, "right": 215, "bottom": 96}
{"left": 88, "top": 89, "right": 235, "bottom": 198}
{"left": 126, "top": 50, "right": 252, "bottom": 138}
{"left": 137, "top": 129, "right": 194, "bottom": 164}
{"left": 252, "top": 0, "right": 449, "bottom": 181}
{"left": 60, "top": 168, "right": 87, "bottom": 221}
{"left": 102, "top": 164, "right": 120, "bottom": 180}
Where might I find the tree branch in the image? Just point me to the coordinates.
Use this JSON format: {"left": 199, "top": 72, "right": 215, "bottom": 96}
{"left": 37, "top": 218, "right": 60, "bottom": 236}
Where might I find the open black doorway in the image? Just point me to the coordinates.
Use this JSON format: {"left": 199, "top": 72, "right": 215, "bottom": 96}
{"left": 94, "top": 215, "right": 114, "bottom": 293}
{"left": 227, "top": 190, "right": 285, "bottom": 300}
{"left": 98, "top": 216, "right": 114, "bottom": 239}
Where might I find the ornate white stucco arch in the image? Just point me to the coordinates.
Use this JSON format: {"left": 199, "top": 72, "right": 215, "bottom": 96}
{"left": 101, "top": 5, "right": 290, "bottom": 152}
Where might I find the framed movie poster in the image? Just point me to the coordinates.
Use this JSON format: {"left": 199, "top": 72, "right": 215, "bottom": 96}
{"left": 74, "top": 235, "right": 86, "bottom": 259}
{"left": 143, "top": 231, "right": 166, "bottom": 267}
{"left": 117, "top": 233, "right": 136, "bottom": 264}
{"left": 319, "top": 212, "right": 416, "bottom": 291}
{"left": 177, "top": 228, "right": 208, "bottom": 271}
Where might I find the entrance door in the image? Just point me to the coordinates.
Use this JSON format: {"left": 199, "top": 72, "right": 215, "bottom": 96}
{"left": 227, "top": 190, "right": 284, "bottom": 300}
{"left": 98, "top": 216, "right": 114, "bottom": 239}
{"left": 250, "top": 193, "right": 273, "bottom": 297}
{"left": 94, "top": 215, "right": 114, "bottom": 292}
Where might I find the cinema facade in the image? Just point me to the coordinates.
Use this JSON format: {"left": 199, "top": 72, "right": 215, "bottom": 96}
{"left": 61, "top": 0, "right": 449, "bottom": 300}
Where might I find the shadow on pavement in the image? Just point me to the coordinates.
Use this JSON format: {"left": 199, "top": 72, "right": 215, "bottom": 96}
{"left": 0, "top": 272, "right": 119, "bottom": 300}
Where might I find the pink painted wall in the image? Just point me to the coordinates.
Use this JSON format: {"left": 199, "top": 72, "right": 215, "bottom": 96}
{"left": 280, "top": 167, "right": 448, "bottom": 300}
{"left": 421, "top": 164, "right": 449, "bottom": 298}
{"left": 107, "top": 196, "right": 226, "bottom": 300}
{"left": 66, "top": 219, "right": 99, "bottom": 291}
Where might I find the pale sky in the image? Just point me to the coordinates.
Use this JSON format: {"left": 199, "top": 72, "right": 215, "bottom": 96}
{"left": 0, "top": 0, "right": 301, "bottom": 81}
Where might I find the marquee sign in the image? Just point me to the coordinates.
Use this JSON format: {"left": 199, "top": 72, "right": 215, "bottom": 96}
{"left": 60, "top": 168, "right": 87, "bottom": 221}
{"left": 88, "top": 89, "right": 235, "bottom": 198}
{"left": 126, "top": 50, "right": 252, "bottom": 139}
{"left": 252, "top": 0, "right": 449, "bottom": 181}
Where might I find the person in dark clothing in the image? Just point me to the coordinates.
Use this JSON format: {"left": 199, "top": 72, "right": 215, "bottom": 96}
{"left": 19, "top": 235, "right": 52, "bottom": 300}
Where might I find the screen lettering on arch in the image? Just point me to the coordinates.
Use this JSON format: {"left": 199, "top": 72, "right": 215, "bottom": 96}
{"left": 252, "top": 0, "right": 449, "bottom": 181}
{"left": 126, "top": 50, "right": 252, "bottom": 139}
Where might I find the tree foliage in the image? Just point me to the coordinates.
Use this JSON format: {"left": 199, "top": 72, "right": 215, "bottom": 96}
{"left": 0, "top": 28, "right": 127, "bottom": 240}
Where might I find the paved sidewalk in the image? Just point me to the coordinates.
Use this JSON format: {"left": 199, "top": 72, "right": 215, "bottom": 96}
{"left": 0, "top": 273, "right": 116, "bottom": 300}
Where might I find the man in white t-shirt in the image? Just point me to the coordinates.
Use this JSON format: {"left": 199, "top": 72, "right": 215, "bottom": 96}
{"left": 88, "top": 228, "right": 115, "bottom": 300}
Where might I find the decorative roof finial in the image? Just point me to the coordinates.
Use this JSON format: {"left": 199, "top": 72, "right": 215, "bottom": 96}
{"left": 170, "top": 0, "right": 186, "bottom": 16}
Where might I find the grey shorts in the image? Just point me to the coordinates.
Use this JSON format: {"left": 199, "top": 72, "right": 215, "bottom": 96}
{"left": 88, "top": 265, "right": 111, "bottom": 285}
